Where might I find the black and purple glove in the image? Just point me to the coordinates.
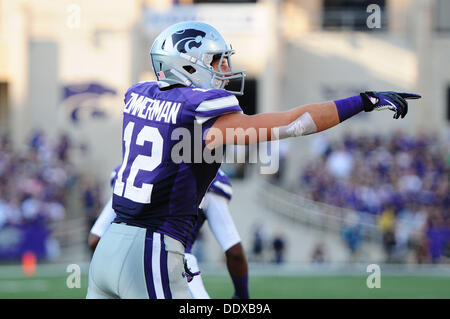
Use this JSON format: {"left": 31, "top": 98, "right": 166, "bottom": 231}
{"left": 360, "top": 91, "right": 421, "bottom": 119}
{"left": 182, "top": 258, "right": 200, "bottom": 283}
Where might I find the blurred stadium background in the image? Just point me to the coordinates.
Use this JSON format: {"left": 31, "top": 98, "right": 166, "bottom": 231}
{"left": 0, "top": 0, "right": 449, "bottom": 298}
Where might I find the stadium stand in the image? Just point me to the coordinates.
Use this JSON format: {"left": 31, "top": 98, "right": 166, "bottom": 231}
{"left": 290, "top": 131, "right": 449, "bottom": 263}
{"left": 0, "top": 131, "right": 87, "bottom": 261}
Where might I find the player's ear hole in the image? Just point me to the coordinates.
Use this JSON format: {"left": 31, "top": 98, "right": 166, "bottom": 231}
{"left": 183, "top": 65, "right": 196, "bottom": 74}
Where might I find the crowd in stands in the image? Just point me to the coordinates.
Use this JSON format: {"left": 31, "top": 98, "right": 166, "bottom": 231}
{"left": 298, "top": 131, "right": 449, "bottom": 263}
{"left": 0, "top": 131, "right": 75, "bottom": 228}
{"left": 2, "top": 128, "right": 448, "bottom": 264}
{"left": 0, "top": 130, "right": 111, "bottom": 260}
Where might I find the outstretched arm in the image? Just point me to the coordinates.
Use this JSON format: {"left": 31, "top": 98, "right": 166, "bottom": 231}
{"left": 206, "top": 91, "right": 421, "bottom": 148}
{"left": 208, "top": 101, "right": 337, "bottom": 145}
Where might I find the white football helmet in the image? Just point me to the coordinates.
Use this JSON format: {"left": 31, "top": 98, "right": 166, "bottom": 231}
{"left": 150, "top": 21, "right": 246, "bottom": 95}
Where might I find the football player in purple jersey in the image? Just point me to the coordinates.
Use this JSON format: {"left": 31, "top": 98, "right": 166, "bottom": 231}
{"left": 87, "top": 21, "right": 420, "bottom": 299}
{"left": 88, "top": 168, "right": 249, "bottom": 299}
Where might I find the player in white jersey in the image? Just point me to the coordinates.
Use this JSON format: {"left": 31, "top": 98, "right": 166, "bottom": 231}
{"left": 89, "top": 169, "right": 249, "bottom": 299}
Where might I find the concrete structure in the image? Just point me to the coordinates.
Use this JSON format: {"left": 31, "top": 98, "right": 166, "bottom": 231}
{"left": 0, "top": 0, "right": 448, "bottom": 263}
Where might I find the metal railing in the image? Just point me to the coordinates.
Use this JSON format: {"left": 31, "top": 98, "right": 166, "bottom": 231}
{"left": 257, "top": 178, "right": 382, "bottom": 242}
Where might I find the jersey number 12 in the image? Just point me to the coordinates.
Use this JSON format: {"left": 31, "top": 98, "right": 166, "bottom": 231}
{"left": 113, "top": 121, "right": 163, "bottom": 203}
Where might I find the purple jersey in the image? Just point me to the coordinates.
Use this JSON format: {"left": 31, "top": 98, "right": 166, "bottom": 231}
{"left": 112, "top": 81, "right": 241, "bottom": 246}
{"left": 207, "top": 169, "right": 233, "bottom": 201}
{"left": 184, "top": 169, "right": 232, "bottom": 253}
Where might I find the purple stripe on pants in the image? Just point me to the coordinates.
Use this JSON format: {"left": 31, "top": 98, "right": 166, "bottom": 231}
{"left": 144, "top": 230, "right": 157, "bottom": 299}
{"left": 160, "top": 239, "right": 172, "bottom": 299}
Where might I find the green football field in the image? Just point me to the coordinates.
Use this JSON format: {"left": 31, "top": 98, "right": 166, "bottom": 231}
{"left": 1, "top": 274, "right": 450, "bottom": 299}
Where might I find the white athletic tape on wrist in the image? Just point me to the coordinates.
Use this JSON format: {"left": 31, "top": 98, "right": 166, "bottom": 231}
{"left": 273, "top": 112, "right": 317, "bottom": 139}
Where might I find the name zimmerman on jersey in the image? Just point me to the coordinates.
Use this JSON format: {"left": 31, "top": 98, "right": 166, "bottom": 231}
{"left": 124, "top": 92, "right": 181, "bottom": 124}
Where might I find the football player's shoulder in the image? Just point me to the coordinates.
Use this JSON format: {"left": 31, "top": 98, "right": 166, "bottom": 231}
{"left": 125, "top": 80, "right": 158, "bottom": 95}
{"left": 195, "top": 87, "right": 237, "bottom": 104}
{"left": 176, "top": 87, "right": 242, "bottom": 125}
{"left": 189, "top": 88, "right": 241, "bottom": 120}
{"left": 180, "top": 87, "right": 233, "bottom": 105}
{"left": 209, "top": 169, "right": 233, "bottom": 200}
{"left": 216, "top": 169, "right": 232, "bottom": 186}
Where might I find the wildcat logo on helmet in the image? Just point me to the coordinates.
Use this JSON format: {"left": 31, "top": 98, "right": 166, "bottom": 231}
{"left": 150, "top": 22, "right": 246, "bottom": 95}
{"left": 172, "top": 29, "right": 206, "bottom": 53}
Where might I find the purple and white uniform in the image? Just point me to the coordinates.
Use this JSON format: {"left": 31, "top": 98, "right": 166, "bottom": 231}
{"left": 184, "top": 169, "right": 241, "bottom": 299}
{"left": 87, "top": 81, "right": 241, "bottom": 299}
{"left": 89, "top": 168, "right": 241, "bottom": 299}
{"left": 185, "top": 169, "right": 235, "bottom": 254}
{"left": 112, "top": 81, "right": 241, "bottom": 246}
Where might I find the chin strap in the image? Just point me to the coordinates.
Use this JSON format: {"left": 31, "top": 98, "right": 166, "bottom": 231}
{"left": 156, "top": 68, "right": 192, "bottom": 88}
{"left": 170, "top": 69, "right": 192, "bottom": 87}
